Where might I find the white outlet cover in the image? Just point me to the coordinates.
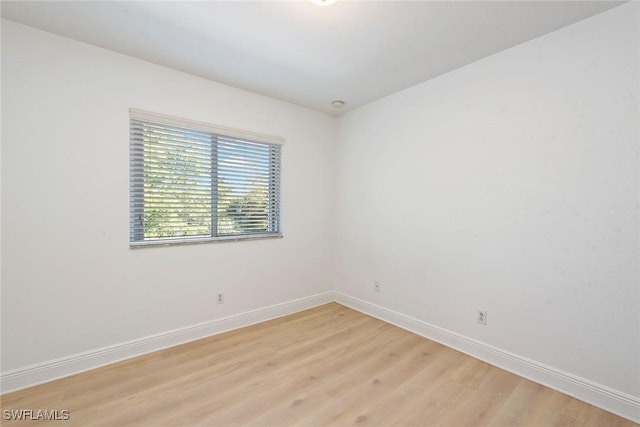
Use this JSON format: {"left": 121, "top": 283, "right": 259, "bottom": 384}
{"left": 477, "top": 310, "right": 487, "bottom": 325}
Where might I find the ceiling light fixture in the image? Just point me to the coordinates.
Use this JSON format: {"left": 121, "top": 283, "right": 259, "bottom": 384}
{"left": 332, "top": 100, "right": 345, "bottom": 109}
{"left": 310, "top": 0, "right": 338, "bottom": 6}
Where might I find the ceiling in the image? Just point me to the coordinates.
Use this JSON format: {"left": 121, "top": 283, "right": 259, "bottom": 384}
{"left": 1, "top": 1, "right": 625, "bottom": 115}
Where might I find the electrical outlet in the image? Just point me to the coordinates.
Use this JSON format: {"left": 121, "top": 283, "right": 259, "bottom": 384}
{"left": 217, "top": 293, "right": 224, "bottom": 304}
{"left": 477, "top": 310, "right": 487, "bottom": 325}
{"left": 374, "top": 281, "right": 381, "bottom": 293}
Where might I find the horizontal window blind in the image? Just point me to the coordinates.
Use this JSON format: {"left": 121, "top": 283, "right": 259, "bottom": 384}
{"left": 130, "top": 109, "right": 283, "bottom": 247}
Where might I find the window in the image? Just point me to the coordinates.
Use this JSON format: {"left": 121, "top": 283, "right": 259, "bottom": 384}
{"left": 130, "top": 109, "right": 283, "bottom": 247}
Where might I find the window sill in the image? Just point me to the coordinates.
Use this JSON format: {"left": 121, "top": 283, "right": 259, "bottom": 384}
{"left": 130, "top": 233, "right": 283, "bottom": 248}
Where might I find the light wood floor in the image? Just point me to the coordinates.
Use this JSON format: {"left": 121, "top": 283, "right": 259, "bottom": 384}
{"left": 1, "top": 303, "right": 636, "bottom": 427}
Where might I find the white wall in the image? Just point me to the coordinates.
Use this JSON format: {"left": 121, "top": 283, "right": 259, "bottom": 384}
{"left": 1, "top": 20, "right": 335, "bottom": 371}
{"left": 334, "top": 2, "right": 639, "bottom": 398}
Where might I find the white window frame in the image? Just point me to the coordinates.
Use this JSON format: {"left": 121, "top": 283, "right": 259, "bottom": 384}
{"left": 129, "top": 108, "right": 284, "bottom": 247}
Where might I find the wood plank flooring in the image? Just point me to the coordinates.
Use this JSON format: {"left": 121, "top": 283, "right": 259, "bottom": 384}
{"left": 1, "top": 303, "right": 636, "bottom": 426}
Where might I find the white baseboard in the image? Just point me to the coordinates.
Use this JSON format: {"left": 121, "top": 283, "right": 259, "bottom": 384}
{"left": 0, "top": 291, "right": 334, "bottom": 394}
{"left": 333, "top": 291, "right": 640, "bottom": 424}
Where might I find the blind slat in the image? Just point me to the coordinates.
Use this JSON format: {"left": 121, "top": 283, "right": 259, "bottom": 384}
{"left": 130, "top": 109, "right": 284, "bottom": 145}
